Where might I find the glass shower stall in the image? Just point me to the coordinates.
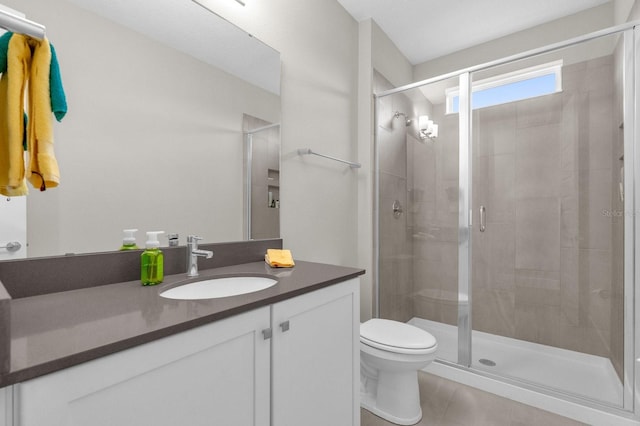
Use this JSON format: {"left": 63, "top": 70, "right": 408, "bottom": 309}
{"left": 374, "top": 24, "right": 637, "bottom": 415}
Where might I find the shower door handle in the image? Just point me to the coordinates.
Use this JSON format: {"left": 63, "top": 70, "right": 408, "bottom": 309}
{"left": 479, "top": 206, "right": 486, "bottom": 232}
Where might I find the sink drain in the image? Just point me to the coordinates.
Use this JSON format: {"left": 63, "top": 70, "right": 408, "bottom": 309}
{"left": 478, "top": 358, "right": 496, "bottom": 367}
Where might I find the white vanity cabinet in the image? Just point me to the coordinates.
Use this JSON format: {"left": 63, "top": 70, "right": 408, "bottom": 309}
{"left": 271, "top": 278, "right": 360, "bottom": 426}
{"left": 1, "top": 385, "right": 11, "bottom": 426}
{"left": 14, "top": 307, "right": 272, "bottom": 426}
{"left": 11, "top": 278, "right": 360, "bottom": 426}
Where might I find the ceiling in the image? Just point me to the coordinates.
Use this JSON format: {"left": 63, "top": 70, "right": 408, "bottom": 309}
{"left": 65, "top": 0, "right": 281, "bottom": 94}
{"left": 337, "top": 0, "right": 612, "bottom": 64}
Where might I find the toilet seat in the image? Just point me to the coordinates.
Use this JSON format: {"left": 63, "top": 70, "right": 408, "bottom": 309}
{"left": 361, "top": 319, "right": 437, "bottom": 355}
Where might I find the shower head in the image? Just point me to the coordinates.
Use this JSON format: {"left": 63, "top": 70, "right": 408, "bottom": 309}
{"left": 393, "top": 111, "right": 411, "bottom": 127}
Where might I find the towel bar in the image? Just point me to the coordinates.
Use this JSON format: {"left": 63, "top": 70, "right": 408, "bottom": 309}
{"left": 0, "top": 9, "right": 46, "bottom": 40}
{"left": 297, "top": 148, "right": 361, "bottom": 169}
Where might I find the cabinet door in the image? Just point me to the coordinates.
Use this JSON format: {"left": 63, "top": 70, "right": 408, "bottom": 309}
{"left": 272, "top": 278, "right": 360, "bottom": 426}
{"left": 15, "top": 307, "right": 271, "bottom": 426}
{"left": 0, "top": 386, "right": 11, "bottom": 426}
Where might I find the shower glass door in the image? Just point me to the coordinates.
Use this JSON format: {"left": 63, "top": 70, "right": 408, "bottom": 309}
{"left": 468, "top": 30, "right": 627, "bottom": 406}
{"left": 374, "top": 24, "right": 635, "bottom": 412}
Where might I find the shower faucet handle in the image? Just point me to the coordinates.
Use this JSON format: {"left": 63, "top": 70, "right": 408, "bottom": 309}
{"left": 392, "top": 200, "right": 403, "bottom": 218}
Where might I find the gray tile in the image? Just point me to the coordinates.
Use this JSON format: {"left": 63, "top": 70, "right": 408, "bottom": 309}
{"left": 418, "top": 373, "right": 457, "bottom": 423}
{"left": 473, "top": 288, "right": 515, "bottom": 338}
{"left": 515, "top": 124, "right": 561, "bottom": 199}
{"left": 489, "top": 154, "right": 516, "bottom": 223}
{"left": 560, "top": 197, "right": 579, "bottom": 248}
{"left": 516, "top": 93, "right": 563, "bottom": 128}
{"left": 583, "top": 89, "right": 613, "bottom": 171}
{"left": 510, "top": 398, "right": 587, "bottom": 426}
{"left": 361, "top": 364, "right": 586, "bottom": 426}
{"left": 578, "top": 168, "right": 612, "bottom": 250}
{"left": 477, "top": 102, "right": 517, "bottom": 157}
{"left": 515, "top": 198, "right": 561, "bottom": 272}
{"left": 515, "top": 269, "right": 560, "bottom": 291}
{"left": 378, "top": 125, "right": 408, "bottom": 177}
{"left": 560, "top": 93, "right": 580, "bottom": 176}
{"left": 487, "top": 223, "right": 516, "bottom": 289}
{"left": 560, "top": 247, "right": 580, "bottom": 326}
{"left": 439, "top": 126, "right": 460, "bottom": 182}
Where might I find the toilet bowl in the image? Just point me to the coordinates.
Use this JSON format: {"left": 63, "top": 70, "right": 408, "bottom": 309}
{"left": 360, "top": 318, "right": 437, "bottom": 425}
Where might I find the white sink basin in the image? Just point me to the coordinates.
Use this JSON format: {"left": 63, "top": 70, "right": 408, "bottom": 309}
{"left": 160, "top": 276, "right": 277, "bottom": 300}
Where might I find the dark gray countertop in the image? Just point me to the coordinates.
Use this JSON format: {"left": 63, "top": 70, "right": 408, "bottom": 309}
{"left": 1, "top": 260, "right": 364, "bottom": 387}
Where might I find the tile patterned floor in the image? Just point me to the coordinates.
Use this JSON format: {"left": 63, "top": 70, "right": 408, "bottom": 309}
{"left": 361, "top": 372, "right": 588, "bottom": 426}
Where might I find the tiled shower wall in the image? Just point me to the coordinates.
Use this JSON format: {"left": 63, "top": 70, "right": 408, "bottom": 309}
{"left": 378, "top": 54, "right": 623, "bottom": 372}
{"left": 375, "top": 71, "right": 414, "bottom": 322}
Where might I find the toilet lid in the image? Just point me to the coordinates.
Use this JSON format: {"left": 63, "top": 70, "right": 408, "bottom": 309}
{"left": 360, "top": 319, "right": 437, "bottom": 352}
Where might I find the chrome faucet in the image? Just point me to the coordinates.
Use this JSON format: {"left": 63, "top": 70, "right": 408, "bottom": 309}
{"left": 187, "top": 235, "right": 213, "bottom": 277}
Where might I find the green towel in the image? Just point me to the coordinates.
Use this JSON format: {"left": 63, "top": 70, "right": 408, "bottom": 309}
{"left": 0, "top": 32, "right": 10, "bottom": 74}
{"left": 49, "top": 43, "right": 66, "bottom": 122}
{"left": 0, "top": 32, "right": 67, "bottom": 122}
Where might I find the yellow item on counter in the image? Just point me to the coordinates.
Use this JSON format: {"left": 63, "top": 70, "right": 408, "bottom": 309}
{"left": 265, "top": 249, "right": 295, "bottom": 268}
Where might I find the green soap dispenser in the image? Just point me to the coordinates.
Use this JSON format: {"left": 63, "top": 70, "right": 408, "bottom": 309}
{"left": 120, "top": 229, "right": 139, "bottom": 250}
{"left": 141, "top": 231, "right": 164, "bottom": 286}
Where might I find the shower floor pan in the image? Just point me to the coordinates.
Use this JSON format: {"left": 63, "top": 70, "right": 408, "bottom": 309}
{"left": 409, "top": 317, "right": 623, "bottom": 406}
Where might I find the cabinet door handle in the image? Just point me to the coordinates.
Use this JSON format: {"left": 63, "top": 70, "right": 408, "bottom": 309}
{"left": 262, "top": 328, "right": 272, "bottom": 340}
{"left": 280, "top": 321, "right": 290, "bottom": 332}
{"left": 479, "top": 206, "right": 486, "bottom": 232}
{"left": 0, "top": 241, "right": 21, "bottom": 252}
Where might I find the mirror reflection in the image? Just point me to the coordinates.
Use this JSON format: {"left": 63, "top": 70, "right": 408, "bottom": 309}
{"left": 0, "top": 0, "right": 281, "bottom": 260}
{"left": 243, "top": 115, "right": 280, "bottom": 240}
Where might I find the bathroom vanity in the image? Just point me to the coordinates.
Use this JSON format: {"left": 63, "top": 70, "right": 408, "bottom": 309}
{"left": 0, "top": 240, "right": 364, "bottom": 426}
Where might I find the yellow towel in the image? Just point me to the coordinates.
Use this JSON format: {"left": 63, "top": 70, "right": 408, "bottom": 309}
{"left": 0, "top": 34, "right": 59, "bottom": 196}
{"left": 265, "top": 249, "right": 295, "bottom": 268}
{"left": 0, "top": 35, "right": 29, "bottom": 196}
{"left": 26, "top": 35, "right": 59, "bottom": 191}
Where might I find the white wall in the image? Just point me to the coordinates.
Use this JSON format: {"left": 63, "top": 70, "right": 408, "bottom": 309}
{"left": 208, "top": 1, "right": 360, "bottom": 268}
{"left": 625, "top": 0, "right": 640, "bottom": 19}
{"left": 357, "top": 19, "right": 375, "bottom": 321}
{"left": 414, "top": 3, "right": 616, "bottom": 81}
{"left": 371, "top": 21, "right": 413, "bottom": 88}
{"left": 615, "top": 0, "right": 636, "bottom": 23}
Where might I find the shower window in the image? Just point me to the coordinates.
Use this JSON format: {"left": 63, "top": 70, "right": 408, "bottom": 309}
{"left": 446, "top": 60, "right": 562, "bottom": 113}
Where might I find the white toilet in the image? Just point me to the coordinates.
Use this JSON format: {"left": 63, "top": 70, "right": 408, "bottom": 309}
{"left": 360, "top": 318, "right": 437, "bottom": 425}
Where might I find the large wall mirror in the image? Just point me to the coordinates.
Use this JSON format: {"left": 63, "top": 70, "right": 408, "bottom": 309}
{"left": 0, "top": 0, "right": 281, "bottom": 259}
